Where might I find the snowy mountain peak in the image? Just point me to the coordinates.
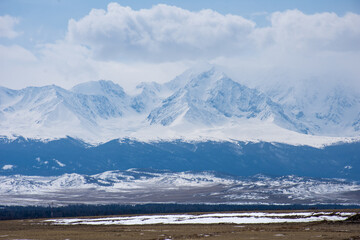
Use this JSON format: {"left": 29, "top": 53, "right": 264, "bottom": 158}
{"left": 148, "top": 67, "right": 282, "bottom": 127}
{"left": 165, "top": 65, "right": 225, "bottom": 91}
{"left": 131, "top": 82, "right": 165, "bottom": 113}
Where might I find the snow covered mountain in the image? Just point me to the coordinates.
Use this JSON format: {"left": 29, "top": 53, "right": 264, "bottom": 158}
{"left": 263, "top": 79, "right": 360, "bottom": 137}
{"left": 148, "top": 67, "right": 309, "bottom": 134}
{"left": 0, "top": 66, "right": 359, "bottom": 145}
{"left": 0, "top": 81, "right": 138, "bottom": 139}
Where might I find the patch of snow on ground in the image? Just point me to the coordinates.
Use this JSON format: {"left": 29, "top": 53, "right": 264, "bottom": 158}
{"left": 46, "top": 212, "right": 356, "bottom": 225}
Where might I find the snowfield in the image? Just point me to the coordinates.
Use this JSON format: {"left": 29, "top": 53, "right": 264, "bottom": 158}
{"left": 46, "top": 212, "right": 356, "bottom": 225}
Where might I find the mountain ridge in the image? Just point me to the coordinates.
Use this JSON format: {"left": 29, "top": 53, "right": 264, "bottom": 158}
{"left": 1, "top": 66, "right": 359, "bottom": 146}
{"left": 0, "top": 137, "right": 359, "bottom": 180}
{"left": 1, "top": 168, "right": 360, "bottom": 206}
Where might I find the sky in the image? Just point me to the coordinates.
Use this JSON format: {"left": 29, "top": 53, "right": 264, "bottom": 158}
{"left": 0, "top": 0, "right": 360, "bottom": 92}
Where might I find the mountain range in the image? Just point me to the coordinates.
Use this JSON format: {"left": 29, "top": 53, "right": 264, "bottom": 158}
{"left": 1, "top": 65, "right": 359, "bottom": 146}
{"left": 1, "top": 66, "right": 360, "bottom": 206}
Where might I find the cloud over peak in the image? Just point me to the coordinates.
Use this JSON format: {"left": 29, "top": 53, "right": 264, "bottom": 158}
{"left": 265, "top": 9, "right": 360, "bottom": 51}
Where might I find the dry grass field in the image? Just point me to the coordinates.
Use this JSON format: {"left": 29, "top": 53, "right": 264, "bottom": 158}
{"left": 0, "top": 210, "right": 359, "bottom": 240}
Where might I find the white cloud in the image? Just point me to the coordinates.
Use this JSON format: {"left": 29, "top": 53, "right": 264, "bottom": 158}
{"left": 0, "top": 15, "right": 21, "bottom": 39}
{"left": 252, "top": 10, "right": 360, "bottom": 52}
{"left": 0, "top": 42, "right": 95, "bottom": 89}
{"left": 0, "top": 42, "right": 188, "bottom": 91}
{"left": 66, "top": 4, "right": 360, "bottom": 62}
{"left": 0, "top": 44, "right": 37, "bottom": 62}
{"left": 67, "top": 3, "right": 256, "bottom": 61}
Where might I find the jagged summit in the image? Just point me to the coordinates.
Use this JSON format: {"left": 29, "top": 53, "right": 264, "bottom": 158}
{"left": 0, "top": 66, "right": 359, "bottom": 145}
{"left": 165, "top": 64, "right": 223, "bottom": 91}
{"left": 149, "top": 67, "right": 271, "bottom": 126}
{"left": 148, "top": 67, "right": 309, "bottom": 133}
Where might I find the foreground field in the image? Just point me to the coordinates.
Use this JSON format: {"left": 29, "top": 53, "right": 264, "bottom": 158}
{"left": 0, "top": 210, "right": 359, "bottom": 240}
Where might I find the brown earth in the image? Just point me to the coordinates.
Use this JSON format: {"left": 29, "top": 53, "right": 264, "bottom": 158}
{"left": 0, "top": 211, "right": 359, "bottom": 240}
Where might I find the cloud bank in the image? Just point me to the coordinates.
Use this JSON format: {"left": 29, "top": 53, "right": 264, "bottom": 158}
{"left": 67, "top": 3, "right": 255, "bottom": 61}
{"left": 0, "top": 4, "right": 359, "bottom": 92}
{"left": 259, "top": 10, "right": 360, "bottom": 52}
{"left": 66, "top": 4, "right": 360, "bottom": 61}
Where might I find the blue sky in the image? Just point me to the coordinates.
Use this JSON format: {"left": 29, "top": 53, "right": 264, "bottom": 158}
{"left": 0, "top": 0, "right": 359, "bottom": 91}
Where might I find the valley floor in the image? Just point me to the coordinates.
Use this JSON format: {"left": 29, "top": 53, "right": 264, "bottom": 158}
{"left": 0, "top": 210, "right": 359, "bottom": 240}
